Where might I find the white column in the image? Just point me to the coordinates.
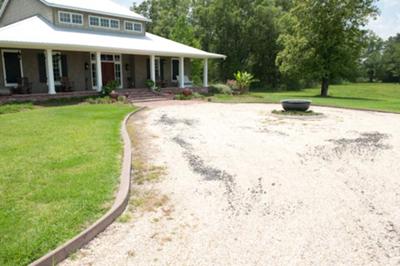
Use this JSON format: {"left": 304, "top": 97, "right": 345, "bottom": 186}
{"left": 150, "top": 55, "right": 156, "bottom": 88}
{"left": 45, "top": 49, "right": 56, "bottom": 95}
{"left": 203, "top": 58, "right": 208, "bottom": 87}
{"left": 179, "top": 57, "right": 185, "bottom": 88}
{"left": 96, "top": 52, "right": 103, "bottom": 92}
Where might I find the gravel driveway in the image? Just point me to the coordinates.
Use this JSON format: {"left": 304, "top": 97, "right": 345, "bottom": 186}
{"left": 63, "top": 103, "right": 400, "bottom": 266}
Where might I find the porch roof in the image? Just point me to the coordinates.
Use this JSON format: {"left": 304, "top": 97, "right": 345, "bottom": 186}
{"left": 0, "top": 16, "right": 226, "bottom": 59}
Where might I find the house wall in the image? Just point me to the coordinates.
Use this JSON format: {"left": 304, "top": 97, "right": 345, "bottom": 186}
{"left": 63, "top": 51, "right": 91, "bottom": 91}
{"left": 0, "top": 0, "right": 53, "bottom": 27}
{"left": 131, "top": 56, "right": 192, "bottom": 88}
{"left": 0, "top": 48, "right": 91, "bottom": 93}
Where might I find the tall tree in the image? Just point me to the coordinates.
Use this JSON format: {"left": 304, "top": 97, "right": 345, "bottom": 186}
{"left": 361, "top": 31, "right": 383, "bottom": 82}
{"left": 381, "top": 34, "right": 400, "bottom": 83}
{"left": 277, "top": 0, "right": 378, "bottom": 96}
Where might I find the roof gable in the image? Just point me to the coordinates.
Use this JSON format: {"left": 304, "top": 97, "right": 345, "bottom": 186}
{"left": 0, "top": 0, "right": 151, "bottom": 22}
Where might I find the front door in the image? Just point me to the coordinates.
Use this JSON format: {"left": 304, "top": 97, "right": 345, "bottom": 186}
{"left": 102, "top": 62, "right": 115, "bottom": 86}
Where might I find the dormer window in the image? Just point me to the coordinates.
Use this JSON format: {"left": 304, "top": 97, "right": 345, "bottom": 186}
{"left": 89, "top": 15, "right": 120, "bottom": 30}
{"left": 58, "top": 11, "right": 83, "bottom": 25}
{"left": 125, "top": 21, "right": 142, "bottom": 33}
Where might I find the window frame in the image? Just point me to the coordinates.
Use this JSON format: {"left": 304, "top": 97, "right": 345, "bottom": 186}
{"left": 2, "top": 49, "right": 24, "bottom": 87}
{"left": 58, "top": 11, "right": 83, "bottom": 26}
{"left": 124, "top": 21, "right": 143, "bottom": 33}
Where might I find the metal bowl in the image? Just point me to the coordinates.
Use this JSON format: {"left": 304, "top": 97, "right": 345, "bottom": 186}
{"left": 281, "top": 99, "right": 312, "bottom": 112}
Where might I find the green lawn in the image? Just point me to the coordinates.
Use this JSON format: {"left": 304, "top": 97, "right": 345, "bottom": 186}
{"left": 0, "top": 103, "right": 134, "bottom": 265}
{"left": 213, "top": 83, "right": 400, "bottom": 113}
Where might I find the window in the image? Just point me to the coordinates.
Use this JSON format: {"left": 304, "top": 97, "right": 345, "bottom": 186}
{"left": 52, "top": 53, "right": 63, "bottom": 83}
{"left": 72, "top": 14, "right": 83, "bottom": 24}
{"left": 110, "top": 19, "right": 120, "bottom": 29}
{"left": 125, "top": 21, "right": 142, "bottom": 33}
{"left": 2, "top": 50, "right": 23, "bottom": 87}
{"left": 100, "top": 18, "right": 110, "bottom": 28}
{"left": 90, "top": 16, "right": 120, "bottom": 30}
{"left": 58, "top": 11, "right": 83, "bottom": 25}
{"left": 115, "top": 64, "right": 121, "bottom": 86}
{"left": 89, "top": 16, "right": 100, "bottom": 27}
{"left": 134, "top": 23, "right": 142, "bottom": 32}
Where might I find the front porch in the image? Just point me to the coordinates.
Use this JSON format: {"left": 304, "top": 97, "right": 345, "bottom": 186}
{"left": 0, "top": 48, "right": 210, "bottom": 99}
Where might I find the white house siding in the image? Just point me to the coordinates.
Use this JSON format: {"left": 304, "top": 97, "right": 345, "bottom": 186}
{"left": 0, "top": 0, "right": 53, "bottom": 27}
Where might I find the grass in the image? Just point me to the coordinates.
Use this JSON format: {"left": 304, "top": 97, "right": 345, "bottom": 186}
{"left": 212, "top": 83, "right": 400, "bottom": 113}
{"left": 0, "top": 103, "right": 135, "bottom": 265}
{"left": 0, "top": 102, "right": 36, "bottom": 114}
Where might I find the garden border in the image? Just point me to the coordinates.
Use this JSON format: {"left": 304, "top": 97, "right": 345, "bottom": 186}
{"left": 29, "top": 107, "right": 145, "bottom": 266}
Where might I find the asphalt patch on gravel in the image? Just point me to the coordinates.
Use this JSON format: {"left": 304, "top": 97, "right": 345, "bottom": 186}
{"left": 158, "top": 114, "right": 197, "bottom": 127}
{"left": 172, "top": 136, "right": 289, "bottom": 218}
{"left": 305, "top": 132, "right": 391, "bottom": 162}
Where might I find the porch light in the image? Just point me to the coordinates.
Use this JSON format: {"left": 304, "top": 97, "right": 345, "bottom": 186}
{"left": 84, "top": 62, "right": 89, "bottom": 70}
{"left": 125, "top": 64, "right": 129, "bottom": 71}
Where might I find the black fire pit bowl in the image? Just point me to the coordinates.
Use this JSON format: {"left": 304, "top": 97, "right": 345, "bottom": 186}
{"left": 281, "top": 99, "right": 312, "bottom": 112}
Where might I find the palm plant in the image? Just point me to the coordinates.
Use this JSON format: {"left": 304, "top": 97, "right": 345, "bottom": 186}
{"left": 234, "top": 71, "right": 258, "bottom": 94}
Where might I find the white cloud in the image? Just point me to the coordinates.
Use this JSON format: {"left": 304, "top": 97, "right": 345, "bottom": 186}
{"left": 367, "top": 0, "right": 400, "bottom": 39}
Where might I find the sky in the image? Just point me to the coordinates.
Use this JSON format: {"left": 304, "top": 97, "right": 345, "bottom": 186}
{"left": 115, "top": 0, "right": 400, "bottom": 40}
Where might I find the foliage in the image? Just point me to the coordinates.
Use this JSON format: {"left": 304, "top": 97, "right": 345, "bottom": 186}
{"left": 212, "top": 83, "right": 400, "bottom": 113}
{"left": 0, "top": 102, "right": 35, "bottom": 115}
{"left": 174, "top": 92, "right": 204, "bottom": 100}
{"left": 361, "top": 31, "right": 384, "bottom": 82}
{"left": 0, "top": 104, "right": 134, "bottom": 265}
{"left": 234, "top": 71, "right": 258, "bottom": 94}
{"left": 102, "top": 80, "right": 119, "bottom": 96}
{"left": 145, "top": 79, "right": 155, "bottom": 89}
{"left": 209, "top": 83, "right": 232, "bottom": 95}
{"left": 134, "top": 0, "right": 283, "bottom": 87}
{"left": 277, "top": 0, "right": 378, "bottom": 96}
{"left": 381, "top": 34, "right": 400, "bottom": 82}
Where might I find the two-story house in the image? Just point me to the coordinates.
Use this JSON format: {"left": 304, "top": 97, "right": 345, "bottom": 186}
{"left": 0, "top": 0, "right": 225, "bottom": 96}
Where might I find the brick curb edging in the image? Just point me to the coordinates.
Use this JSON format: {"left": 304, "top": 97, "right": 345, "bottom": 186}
{"left": 29, "top": 107, "right": 145, "bottom": 266}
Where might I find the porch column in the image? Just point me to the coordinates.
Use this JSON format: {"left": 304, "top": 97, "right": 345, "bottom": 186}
{"left": 179, "top": 57, "right": 185, "bottom": 88}
{"left": 45, "top": 49, "right": 56, "bottom": 95}
{"left": 203, "top": 58, "right": 208, "bottom": 87}
{"left": 150, "top": 55, "right": 156, "bottom": 88}
{"left": 96, "top": 52, "right": 103, "bottom": 92}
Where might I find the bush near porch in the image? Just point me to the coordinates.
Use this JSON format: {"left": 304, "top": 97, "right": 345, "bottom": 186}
{"left": 0, "top": 103, "right": 135, "bottom": 265}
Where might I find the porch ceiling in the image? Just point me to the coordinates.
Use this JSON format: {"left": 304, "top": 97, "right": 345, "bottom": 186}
{"left": 0, "top": 16, "right": 226, "bottom": 59}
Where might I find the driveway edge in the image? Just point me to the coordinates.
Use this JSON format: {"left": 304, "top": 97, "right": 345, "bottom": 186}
{"left": 29, "top": 107, "right": 145, "bottom": 266}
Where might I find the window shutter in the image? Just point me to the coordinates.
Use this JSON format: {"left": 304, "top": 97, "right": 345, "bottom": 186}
{"left": 37, "top": 53, "right": 47, "bottom": 83}
{"left": 61, "top": 54, "right": 68, "bottom": 77}
{"left": 160, "top": 59, "right": 165, "bottom": 80}
{"left": 146, "top": 59, "right": 150, "bottom": 79}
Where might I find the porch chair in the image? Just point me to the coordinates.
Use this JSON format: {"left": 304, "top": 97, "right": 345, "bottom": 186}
{"left": 13, "top": 77, "right": 32, "bottom": 94}
{"left": 60, "top": 77, "right": 74, "bottom": 92}
{"left": 176, "top": 75, "right": 193, "bottom": 88}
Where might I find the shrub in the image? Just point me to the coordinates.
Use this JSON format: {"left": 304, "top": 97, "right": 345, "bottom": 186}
{"left": 102, "top": 80, "right": 119, "bottom": 96}
{"left": 145, "top": 79, "right": 155, "bottom": 89}
{"left": 85, "top": 96, "right": 114, "bottom": 104}
{"left": 117, "top": 95, "right": 127, "bottom": 103}
{"left": 234, "top": 71, "right": 258, "bottom": 94}
{"left": 209, "top": 84, "right": 232, "bottom": 95}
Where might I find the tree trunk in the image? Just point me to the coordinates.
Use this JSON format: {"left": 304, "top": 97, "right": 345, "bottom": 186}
{"left": 320, "top": 77, "right": 329, "bottom": 97}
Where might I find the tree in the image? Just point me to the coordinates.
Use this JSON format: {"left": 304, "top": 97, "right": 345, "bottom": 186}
{"left": 381, "top": 34, "right": 400, "bottom": 83}
{"left": 277, "top": 0, "right": 378, "bottom": 96}
{"left": 361, "top": 31, "right": 383, "bottom": 82}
